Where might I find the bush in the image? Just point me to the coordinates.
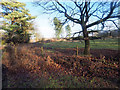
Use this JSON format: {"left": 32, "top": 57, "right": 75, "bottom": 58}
{"left": 3, "top": 33, "right": 30, "bottom": 44}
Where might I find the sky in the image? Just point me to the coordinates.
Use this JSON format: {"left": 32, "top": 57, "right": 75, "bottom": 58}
{"left": 23, "top": 1, "right": 119, "bottom": 38}
{"left": 1, "top": 0, "right": 119, "bottom": 38}
{"left": 21, "top": 1, "right": 82, "bottom": 39}
{"left": 23, "top": 2, "right": 56, "bottom": 39}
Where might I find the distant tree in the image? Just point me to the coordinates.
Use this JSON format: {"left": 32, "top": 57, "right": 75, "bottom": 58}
{"left": 53, "top": 17, "right": 63, "bottom": 39}
{"left": 0, "top": 0, "right": 36, "bottom": 44}
{"left": 35, "top": 0, "right": 120, "bottom": 55}
{"left": 65, "top": 25, "right": 71, "bottom": 38}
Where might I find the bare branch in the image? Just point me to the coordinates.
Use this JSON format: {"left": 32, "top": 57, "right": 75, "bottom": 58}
{"left": 55, "top": 0, "right": 81, "bottom": 24}
{"left": 87, "top": 2, "right": 119, "bottom": 28}
{"left": 33, "top": 0, "right": 120, "bottom": 32}
{"left": 107, "top": 20, "right": 120, "bottom": 30}
{"left": 72, "top": 31, "right": 83, "bottom": 37}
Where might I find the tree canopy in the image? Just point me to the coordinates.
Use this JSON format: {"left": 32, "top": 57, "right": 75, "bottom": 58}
{"left": 1, "top": 0, "right": 36, "bottom": 44}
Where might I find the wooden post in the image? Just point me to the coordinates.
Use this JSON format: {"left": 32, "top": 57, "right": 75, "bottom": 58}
{"left": 76, "top": 45, "right": 78, "bottom": 56}
{"left": 41, "top": 47, "right": 43, "bottom": 56}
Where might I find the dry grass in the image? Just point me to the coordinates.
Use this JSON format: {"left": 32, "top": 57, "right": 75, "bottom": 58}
{"left": 2, "top": 43, "right": 119, "bottom": 88}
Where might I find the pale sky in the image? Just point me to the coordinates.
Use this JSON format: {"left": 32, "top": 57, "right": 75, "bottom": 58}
{"left": 25, "top": 2, "right": 56, "bottom": 39}
{"left": 23, "top": 1, "right": 81, "bottom": 38}
{"left": 20, "top": 0, "right": 118, "bottom": 39}
{"left": 2, "top": 0, "right": 119, "bottom": 38}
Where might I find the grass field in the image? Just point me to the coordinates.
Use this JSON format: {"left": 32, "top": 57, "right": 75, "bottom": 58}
{"left": 43, "top": 38, "right": 119, "bottom": 50}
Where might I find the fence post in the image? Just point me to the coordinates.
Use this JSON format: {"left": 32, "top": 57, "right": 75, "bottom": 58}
{"left": 76, "top": 45, "right": 78, "bottom": 56}
{"left": 41, "top": 47, "right": 44, "bottom": 57}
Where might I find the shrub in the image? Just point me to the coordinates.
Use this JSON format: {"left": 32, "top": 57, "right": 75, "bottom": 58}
{"left": 2, "top": 33, "right": 30, "bottom": 44}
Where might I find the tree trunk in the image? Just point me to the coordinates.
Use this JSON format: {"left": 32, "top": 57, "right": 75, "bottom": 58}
{"left": 82, "top": 25, "right": 90, "bottom": 55}
{"left": 84, "top": 39, "right": 90, "bottom": 55}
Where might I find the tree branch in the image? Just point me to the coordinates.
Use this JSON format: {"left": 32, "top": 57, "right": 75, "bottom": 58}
{"left": 107, "top": 20, "right": 120, "bottom": 30}
{"left": 55, "top": 0, "right": 81, "bottom": 24}
{"left": 86, "top": 2, "right": 118, "bottom": 28}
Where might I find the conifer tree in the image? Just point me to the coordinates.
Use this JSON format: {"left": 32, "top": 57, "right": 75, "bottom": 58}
{"left": 0, "top": 0, "right": 36, "bottom": 44}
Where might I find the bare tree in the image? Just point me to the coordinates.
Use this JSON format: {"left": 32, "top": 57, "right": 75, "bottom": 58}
{"left": 34, "top": 0, "right": 120, "bottom": 55}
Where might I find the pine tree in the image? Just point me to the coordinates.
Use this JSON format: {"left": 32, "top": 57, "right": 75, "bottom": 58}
{"left": 0, "top": 0, "right": 36, "bottom": 44}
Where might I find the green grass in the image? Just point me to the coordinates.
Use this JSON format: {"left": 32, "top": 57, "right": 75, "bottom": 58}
{"left": 43, "top": 41, "right": 84, "bottom": 49}
{"left": 43, "top": 38, "right": 119, "bottom": 50}
{"left": 90, "top": 38, "right": 119, "bottom": 50}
